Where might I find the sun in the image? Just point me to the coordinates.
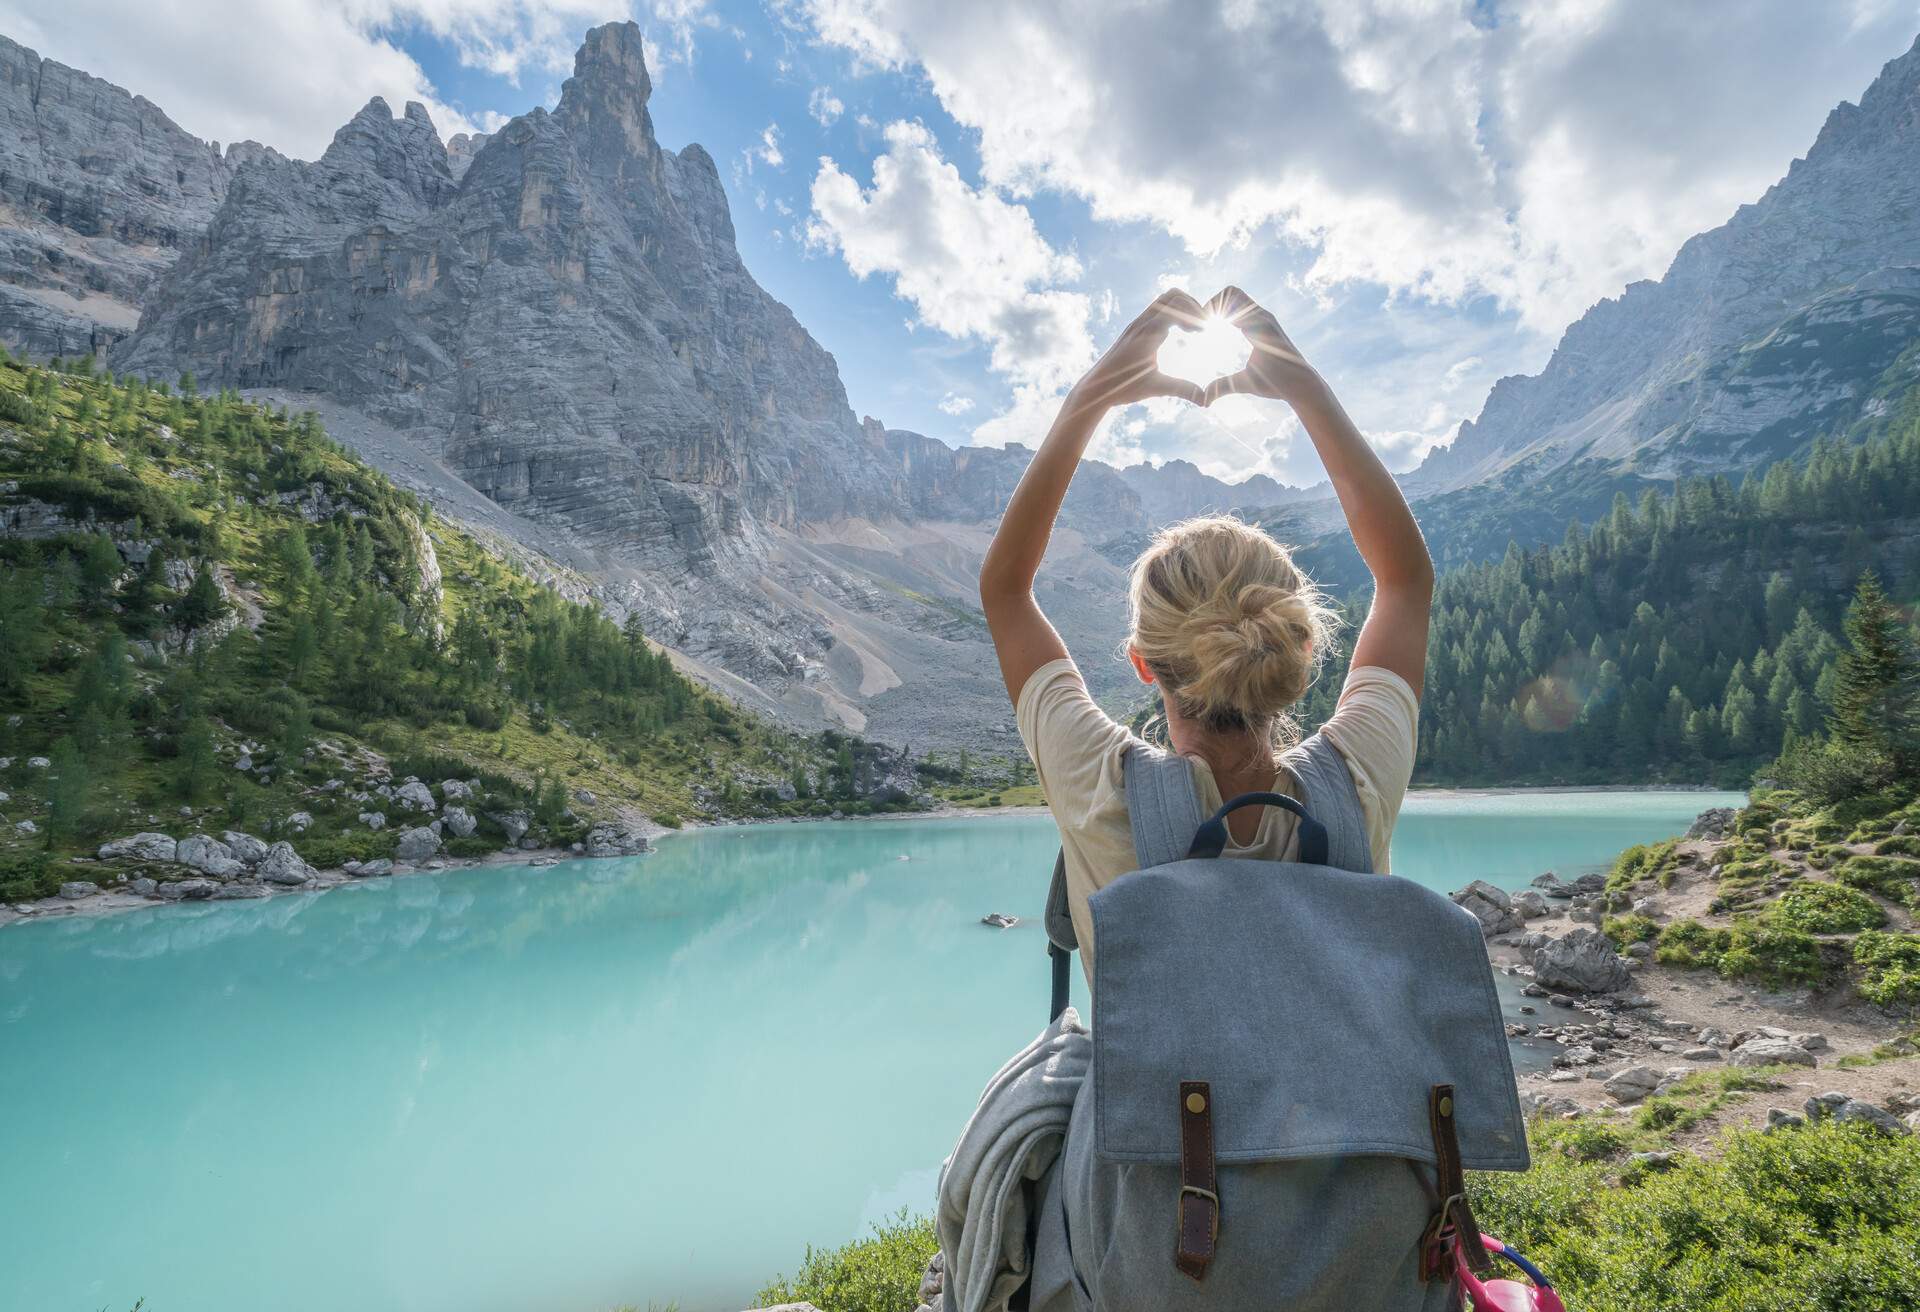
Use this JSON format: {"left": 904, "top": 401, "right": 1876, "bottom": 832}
{"left": 1156, "top": 314, "right": 1251, "bottom": 388}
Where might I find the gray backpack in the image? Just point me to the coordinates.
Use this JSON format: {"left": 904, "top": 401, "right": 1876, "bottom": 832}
{"left": 1025, "top": 735, "right": 1528, "bottom": 1311}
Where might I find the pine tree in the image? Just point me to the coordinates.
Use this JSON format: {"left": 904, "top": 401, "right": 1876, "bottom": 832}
{"left": 176, "top": 564, "right": 227, "bottom": 630}
{"left": 44, "top": 737, "right": 91, "bottom": 847}
{"left": 1830, "top": 571, "right": 1919, "bottom": 762}
{"left": 179, "top": 716, "right": 218, "bottom": 804}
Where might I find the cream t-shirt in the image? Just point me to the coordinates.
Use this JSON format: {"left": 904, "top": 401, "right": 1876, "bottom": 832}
{"left": 1016, "top": 659, "right": 1420, "bottom": 983}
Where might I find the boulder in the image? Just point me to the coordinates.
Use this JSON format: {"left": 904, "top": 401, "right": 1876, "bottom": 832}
{"left": 221, "top": 831, "right": 270, "bottom": 865}
{"left": 1532, "top": 928, "right": 1631, "bottom": 994}
{"left": 156, "top": 878, "right": 216, "bottom": 900}
{"left": 1698, "top": 1027, "right": 1730, "bottom": 1048}
{"left": 176, "top": 834, "right": 246, "bottom": 878}
{"left": 129, "top": 877, "right": 157, "bottom": 896}
{"left": 1730, "top": 1036, "right": 1817, "bottom": 1068}
{"left": 1531, "top": 872, "right": 1575, "bottom": 899}
{"left": 1682, "top": 1047, "right": 1722, "bottom": 1062}
{"left": 491, "top": 811, "right": 531, "bottom": 844}
{"left": 442, "top": 806, "right": 477, "bottom": 839}
{"left": 358, "top": 858, "right": 394, "bottom": 877}
{"left": 395, "top": 826, "right": 441, "bottom": 863}
{"left": 395, "top": 780, "right": 437, "bottom": 812}
{"left": 439, "top": 779, "right": 474, "bottom": 802}
{"left": 1766, "top": 1108, "right": 1805, "bottom": 1130}
{"left": 99, "top": 832, "right": 179, "bottom": 863}
{"left": 286, "top": 811, "right": 314, "bottom": 833}
{"left": 14, "top": 819, "right": 35, "bottom": 834}
{"left": 1834, "top": 1101, "right": 1911, "bottom": 1136}
{"left": 57, "top": 881, "right": 100, "bottom": 900}
{"left": 1685, "top": 807, "right": 1737, "bottom": 840}
{"left": 359, "top": 811, "right": 387, "bottom": 831}
{"left": 584, "top": 821, "right": 651, "bottom": 858}
{"left": 257, "top": 842, "right": 313, "bottom": 885}
{"left": 1450, "top": 880, "right": 1522, "bottom": 936}
{"left": 1510, "top": 889, "right": 1549, "bottom": 920}
{"left": 1603, "top": 1066, "right": 1661, "bottom": 1103}
{"left": 212, "top": 881, "right": 270, "bottom": 899}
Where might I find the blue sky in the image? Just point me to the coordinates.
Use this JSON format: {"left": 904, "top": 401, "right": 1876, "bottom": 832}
{"left": 6, "top": 0, "right": 1917, "bottom": 486}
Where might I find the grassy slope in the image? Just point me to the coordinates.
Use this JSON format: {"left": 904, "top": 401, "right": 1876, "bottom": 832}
{"left": 0, "top": 358, "right": 918, "bottom": 896}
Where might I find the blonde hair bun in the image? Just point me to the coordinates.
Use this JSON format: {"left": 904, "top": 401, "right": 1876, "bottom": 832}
{"left": 1127, "top": 515, "right": 1336, "bottom": 734}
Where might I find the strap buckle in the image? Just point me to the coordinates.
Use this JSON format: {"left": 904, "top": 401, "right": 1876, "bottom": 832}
{"left": 1418, "top": 1193, "right": 1463, "bottom": 1282}
{"left": 1179, "top": 1184, "right": 1221, "bottom": 1245}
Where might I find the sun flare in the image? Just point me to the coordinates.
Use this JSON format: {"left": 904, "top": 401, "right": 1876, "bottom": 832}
{"left": 1156, "top": 314, "right": 1251, "bottom": 388}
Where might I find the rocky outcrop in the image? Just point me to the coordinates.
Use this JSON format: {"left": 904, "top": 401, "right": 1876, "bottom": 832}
{"left": 0, "top": 35, "right": 247, "bottom": 356}
{"left": 176, "top": 834, "right": 247, "bottom": 878}
{"left": 1415, "top": 35, "right": 1920, "bottom": 494}
{"left": 583, "top": 821, "right": 650, "bottom": 858}
{"left": 256, "top": 841, "right": 313, "bottom": 885}
{"left": 1450, "top": 879, "right": 1522, "bottom": 937}
{"left": 98, "top": 833, "right": 179, "bottom": 863}
{"left": 1531, "top": 927, "right": 1632, "bottom": 994}
{"left": 395, "top": 826, "right": 441, "bottom": 863}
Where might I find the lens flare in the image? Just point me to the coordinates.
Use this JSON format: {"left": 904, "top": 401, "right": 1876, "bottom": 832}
{"left": 1157, "top": 314, "right": 1251, "bottom": 388}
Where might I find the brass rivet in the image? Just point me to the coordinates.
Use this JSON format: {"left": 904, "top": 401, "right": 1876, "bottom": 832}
{"left": 1186, "top": 1092, "right": 1207, "bottom": 1114}
{"left": 1439, "top": 1095, "right": 1454, "bottom": 1118}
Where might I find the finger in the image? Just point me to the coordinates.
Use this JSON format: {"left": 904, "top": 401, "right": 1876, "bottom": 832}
{"left": 1208, "top": 284, "right": 1281, "bottom": 339}
{"left": 1202, "top": 368, "right": 1255, "bottom": 407}
{"left": 1126, "top": 289, "right": 1204, "bottom": 345}
{"left": 1146, "top": 371, "right": 1207, "bottom": 407}
{"left": 1149, "top": 287, "right": 1207, "bottom": 329}
{"left": 1207, "top": 284, "right": 1258, "bottom": 320}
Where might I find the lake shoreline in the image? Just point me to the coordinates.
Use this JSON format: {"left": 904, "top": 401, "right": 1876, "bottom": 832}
{"left": 1, "top": 784, "right": 1744, "bottom": 930}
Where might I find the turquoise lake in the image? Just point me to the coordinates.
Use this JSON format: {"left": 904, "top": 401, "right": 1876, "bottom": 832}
{"left": 0, "top": 790, "right": 1742, "bottom": 1312}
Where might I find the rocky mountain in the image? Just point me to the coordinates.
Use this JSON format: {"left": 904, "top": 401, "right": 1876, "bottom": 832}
{"left": 0, "top": 35, "right": 262, "bottom": 357}
{"left": 78, "top": 22, "right": 1192, "bottom": 748}
{"left": 1413, "top": 33, "right": 1920, "bottom": 495}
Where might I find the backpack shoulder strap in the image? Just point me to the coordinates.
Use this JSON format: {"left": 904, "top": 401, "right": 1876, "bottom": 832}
{"left": 1277, "top": 732, "right": 1374, "bottom": 873}
{"left": 1123, "top": 740, "right": 1206, "bottom": 868}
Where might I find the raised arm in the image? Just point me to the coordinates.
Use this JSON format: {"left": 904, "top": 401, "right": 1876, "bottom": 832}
{"left": 979, "top": 289, "right": 1208, "bottom": 704}
{"left": 1203, "top": 287, "right": 1434, "bottom": 697}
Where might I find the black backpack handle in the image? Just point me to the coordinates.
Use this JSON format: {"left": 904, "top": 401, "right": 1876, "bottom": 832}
{"left": 1187, "top": 792, "right": 1329, "bottom": 865}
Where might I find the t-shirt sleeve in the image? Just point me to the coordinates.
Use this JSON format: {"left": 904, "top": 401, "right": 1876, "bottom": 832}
{"left": 1316, "top": 664, "right": 1420, "bottom": 872}
{"left": 1015, "top": 658, "right": 1133, "bottom": 832}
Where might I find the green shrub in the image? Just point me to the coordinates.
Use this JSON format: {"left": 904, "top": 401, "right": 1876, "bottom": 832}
{"left": 755, "top": 1210, "right": 936, "bottom": 1312}
{"left": 296, "top": 829, "right": 398, "bottom": 869}
{"left": 0, "top": 851, "right": 62, "bottom": 901}
{"left": 652, "top": 812, "right": 683, "bottom": 829}
{"left": 1603, "top": 913, "right": 1660, "bottom": 946}
{"left": 1769, "top": 736, "right": 1902, "bottom": 808}
{"left": 1876, "top": 834, "right": 1920, "bottom": 858}
{"left": 1607, "top": 839, "right": 1678, "bottom": 892}
{"left": 1852, "top": 931, "right": 1920, "bottom": 1006}
{"left": 1835, "top": 854, "right": 1920, "bottom": 901}
{"left": 442, "top": 835, "right": 497, "bottom": 858}
{"left": 1468, "top": 1122, "right": 1920, "bottom": 1311}
{"left": 1654, "top": 916, "right": 1829, "bottom": 988}
{"left": 1771, "top": 880, "right": 1887, "bottom": 933}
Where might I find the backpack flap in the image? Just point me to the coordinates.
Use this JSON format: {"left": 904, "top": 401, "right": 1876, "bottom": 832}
{"left": 1089, "top": 858, "right": 1529, "bottom": 1171}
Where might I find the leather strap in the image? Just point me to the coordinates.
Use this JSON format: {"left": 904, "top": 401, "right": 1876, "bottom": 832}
{"left": 1419, "top": 1083, "right": 1491, "bottom": 1280}
{"left": 1175, "top": 1081, "right": 1219, "bottom": 1281}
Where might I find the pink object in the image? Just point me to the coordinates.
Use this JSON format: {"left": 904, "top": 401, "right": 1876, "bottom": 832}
{"left": 1457, "top": 1233, "right": 1566, "bottom": 1312}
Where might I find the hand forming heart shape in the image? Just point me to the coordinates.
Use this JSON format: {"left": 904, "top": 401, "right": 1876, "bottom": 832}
{"left": 1073, "top": 286, "right": 1316, "bottom": 413}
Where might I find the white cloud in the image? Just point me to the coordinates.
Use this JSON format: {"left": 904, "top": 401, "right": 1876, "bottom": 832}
{"left": 0, "top": 2, "right": 723, "bottom": 160}
{"left": 937, "top": 391, "right": 974, "bottom": 415}
{"left": 794, "top": 0, "right": 1915, "bottom": 332}
{"left": 1441, "top": 357, "right": 1482, "bottom": 392}
{"left": 808, "top": 85, "right": 846, "bottom": 125}
{"left": 807, "top": 119, "right": 1095, "bottom": 393}
{"left": 753, "top": 122, "right": 785, "bottom": 169}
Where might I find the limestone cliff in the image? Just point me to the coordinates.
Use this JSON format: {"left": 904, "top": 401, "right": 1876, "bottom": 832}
{"left": 0, "top": 34, "right": 249, "bottom": 356}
